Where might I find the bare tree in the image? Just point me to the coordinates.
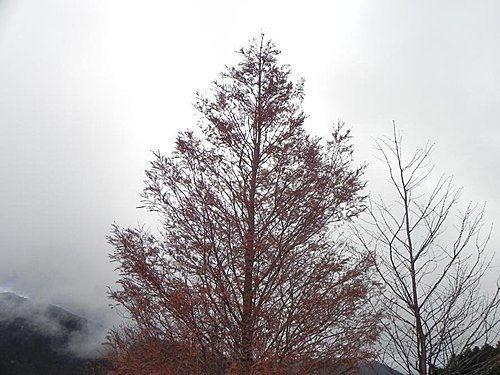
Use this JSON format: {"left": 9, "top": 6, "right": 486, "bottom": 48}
{"left": 107, "top": 36, "right": 381, "bottom": 375}
{"left": 357, "top": 124, "right": 500, "bottom": 374}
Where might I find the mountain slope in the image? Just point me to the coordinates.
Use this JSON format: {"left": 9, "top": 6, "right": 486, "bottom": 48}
{"left": 358, "top": 361, "right": 404, "bottom": 375}
{"left": 0, "top": 292, "right": 109, "bottom": 375}
{"left": 0, "top": 292, "right": 404, "bottom": 374}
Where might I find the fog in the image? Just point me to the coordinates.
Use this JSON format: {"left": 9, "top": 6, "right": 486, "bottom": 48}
{"left": 1, "top": 0, "right": 499, "bottom": 353}
{"left": 0, "top": 292, "right": 106, "bottom": 358}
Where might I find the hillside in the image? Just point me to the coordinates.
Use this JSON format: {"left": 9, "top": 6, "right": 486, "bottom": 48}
{"left": 0, "top": 292, "right": 110, "bottom": 375}
{"left": 0, "top": 292, "right": 404, "bottom": 374}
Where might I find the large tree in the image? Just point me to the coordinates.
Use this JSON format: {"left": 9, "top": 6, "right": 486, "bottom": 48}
{"left": 357, "top": 125, "right": 500, "bottom": 375}
{"left": 107, "top": 36, "right": 380, "bottom": 375}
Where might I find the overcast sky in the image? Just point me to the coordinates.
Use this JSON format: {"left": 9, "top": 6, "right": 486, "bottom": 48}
{"left": 1, "top": 0, "right": 499, "bottom": 335}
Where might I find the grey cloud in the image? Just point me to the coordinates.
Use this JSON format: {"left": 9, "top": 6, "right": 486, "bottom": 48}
{"left": 0, "top": 0, "right": 499, "bottom": 346}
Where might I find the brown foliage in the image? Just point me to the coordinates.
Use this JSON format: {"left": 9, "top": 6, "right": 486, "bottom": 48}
{"left": 106, "top": 326, "right": 227, "bottom": 374}
{"left": 107, "top": 36, "right": 380, "bottom": 374}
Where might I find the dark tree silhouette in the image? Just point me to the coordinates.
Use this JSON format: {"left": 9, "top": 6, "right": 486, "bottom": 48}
{"left": 432, "top": 342, "right": 500, "bottom": 375}
{"left": 357, "top": 124, "right": 500, "bottom": 375}
{"left": 107, "top": 36, "right": 380, "bottom": 375}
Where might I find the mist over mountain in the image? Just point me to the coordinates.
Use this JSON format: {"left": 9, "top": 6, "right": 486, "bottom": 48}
{"left": 0, "top": 292, "right": 404, "bottom": 374}
{"left": 0, "top": 292, "right": 110, "bottom": 375}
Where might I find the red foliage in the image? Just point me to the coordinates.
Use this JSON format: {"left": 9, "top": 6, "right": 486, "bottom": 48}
{"left": 107, "top": 36, "right": 381, "bottom": 375}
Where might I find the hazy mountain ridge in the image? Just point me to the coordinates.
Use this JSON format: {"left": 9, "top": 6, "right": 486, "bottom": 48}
{"left": 0, "top": 292, "right": 110, "bottom": 375}
{"left": 357, "top": 361, "right": 404, "bottom": 375}
{"left": 0, "top": 292, "right": 403, "bottom": 374}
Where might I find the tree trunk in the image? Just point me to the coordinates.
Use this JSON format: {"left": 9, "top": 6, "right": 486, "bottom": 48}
{"left": 240, "top": 39, "right": 264, "bottom": 375}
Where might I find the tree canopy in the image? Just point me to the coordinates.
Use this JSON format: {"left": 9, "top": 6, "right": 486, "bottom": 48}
{"left": 107, "top": 36, "right": 380, "bottom": 375}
